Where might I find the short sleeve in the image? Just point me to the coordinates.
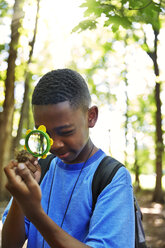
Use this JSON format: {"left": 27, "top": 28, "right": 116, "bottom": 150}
{"left": 84, "top": 167, "right": 135, "bottom": 248}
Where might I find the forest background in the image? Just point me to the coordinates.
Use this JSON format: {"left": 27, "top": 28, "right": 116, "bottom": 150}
{"left": 0, "top": 0, "right": 165, "bottom": 247}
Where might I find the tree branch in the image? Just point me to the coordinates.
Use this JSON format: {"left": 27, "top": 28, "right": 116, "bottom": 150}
{"left": 129, "top": 0, "right": 153, "bottom": 11}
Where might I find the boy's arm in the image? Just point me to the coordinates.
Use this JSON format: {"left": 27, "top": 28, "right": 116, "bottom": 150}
{"left": 3, "top": 160, "right": 92, "bottom": 248}
{"left": 2, "top": 198, "right": 26, "bottom": 248}
{"left": 30, "top": 208, "right": 92, "bottom": 248}
{"left": 2, "top": 158, "right": 40, "bottom": 248}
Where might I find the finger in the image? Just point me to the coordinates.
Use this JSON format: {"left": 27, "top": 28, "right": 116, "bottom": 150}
{"left": 27, "top": 155, "right": 38, "bottom": 165}
{"left": 4, "top": 164, "right": 27, "bottom": 196}
{"left": 16, "top": 163, "right": 35, "bottom": 180}
{"left": 5, "top": 159, "right": 18, "bottom": 170}
{"left": 5, "top": 176, "right": 25, "bottom": 196}
{"left": 33, "top": 160, "right": 41, "bottom": 173}
{"left": 4, "top": 161, "right": 18, "bottom": 183}
{"left": 18, "top": 168, "right": 39, "bottom": 194}
{"left": 11, "top": 159, "right": 18, "bottom": 167}
{"left": 17, "top": 165, "right": 37, "bottom": 188}
{"left": 25, "top": 160, "right": 37, "bottom": 173}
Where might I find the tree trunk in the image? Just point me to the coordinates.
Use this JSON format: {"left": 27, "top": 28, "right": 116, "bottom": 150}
{"left": 147, "top": 30, "right": 164, "bottom": 203}
{"left": 12, "top": 74, "right": 30, "bottom": 150}
{"left": 13, "top": 0, "right": 40, "bottom": 151}
{"left": 134, "top": 136, "right": 140, "bottom": 192}
{"left": 124, "top": 76, "right": 129, "bottom": 167}
{"left": 153, "top": 81, "right": 164, "bottom": 203}
{"left": 0, "top": 0, "right": 24, "bottom": 200}
{"left": 123, "top": 35, "right": 129, "bottom": 167}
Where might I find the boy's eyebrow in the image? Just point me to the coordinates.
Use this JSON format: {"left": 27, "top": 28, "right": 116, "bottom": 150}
{"left": 53, "top": 124, "right": 75, "bottom": 132}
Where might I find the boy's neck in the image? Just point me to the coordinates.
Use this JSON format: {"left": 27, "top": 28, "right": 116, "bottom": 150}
{"left": 78, "top": 139, "right": 98, "bottom": 164}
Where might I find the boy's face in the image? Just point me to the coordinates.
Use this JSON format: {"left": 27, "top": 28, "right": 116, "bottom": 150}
{"left": 33, "top": 101, "right": 91, "bottom": 164}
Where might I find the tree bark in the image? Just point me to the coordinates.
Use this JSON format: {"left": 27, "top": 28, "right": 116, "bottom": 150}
{"left": 134, "top": 136, "right": 140, "bottom": 191}
{"left": 153, "top": 81, "right": 164, "bottom": 203}
{"left": 147, "top": 30, "right": 164, "bottom": 203}
{"left": 13, "top": 0, "right": 40, "bottom": 151}
{"left": 123, "top": 35, "right": 129, "bottom": 167}
{"left": 0, "top": 0, "right": 24, "bottom": 200}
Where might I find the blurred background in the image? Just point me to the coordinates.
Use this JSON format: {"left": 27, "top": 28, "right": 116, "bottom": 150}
{"left": 0, "top": 0, "right": 165, "bottom": 247}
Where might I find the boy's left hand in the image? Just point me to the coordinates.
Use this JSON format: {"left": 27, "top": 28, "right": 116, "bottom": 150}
{"left": 24, "top": 155, "right": 41, "bottom": 183}
{"left": 4, "top": 161, "right": 42, "bottom": 220}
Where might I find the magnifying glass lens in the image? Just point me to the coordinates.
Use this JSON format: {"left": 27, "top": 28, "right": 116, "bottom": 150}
{"left": 28, "top": 132, "right": 48, "bottom": 155}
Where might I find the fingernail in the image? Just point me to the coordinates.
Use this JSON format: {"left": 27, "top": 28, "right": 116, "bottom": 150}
{"left": 34, "top": 160, "right": 38, "bottom": 166}
{"left": 18, "top": 163, "right": 25, "bottom": 170}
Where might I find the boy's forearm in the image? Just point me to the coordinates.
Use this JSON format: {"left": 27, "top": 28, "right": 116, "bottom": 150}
{"left": 2, "top": 198, "right": 26, "bottom": 248}
{"left": 30, "top": 207, "right": 92, "bottom": 248}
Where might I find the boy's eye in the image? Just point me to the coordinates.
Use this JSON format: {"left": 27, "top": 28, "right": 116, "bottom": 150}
{"left": 46, "top": 127, "right": 76, "bottom": 137}
{"left": 60, "top": 130, "right": 75, "bottom": 136}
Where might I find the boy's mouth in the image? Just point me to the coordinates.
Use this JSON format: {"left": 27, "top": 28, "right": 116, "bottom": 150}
{"left": 58, "top": 152, "right": 70, "bottom": 160}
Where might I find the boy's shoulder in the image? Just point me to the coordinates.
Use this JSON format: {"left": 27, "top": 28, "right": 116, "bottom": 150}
{"left": 92, "top": 155, "right": 132, "bottom": 192}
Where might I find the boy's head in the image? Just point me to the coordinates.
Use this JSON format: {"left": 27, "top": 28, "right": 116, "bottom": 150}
{"left": 32, "top": 68, "right": 91, "bottom": 111}
{"left": 32, "top": 69, "right": 98, "bottom": 163}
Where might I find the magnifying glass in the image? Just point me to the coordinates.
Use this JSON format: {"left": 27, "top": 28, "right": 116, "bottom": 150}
{"left": 24, "top": 125, "right": 53, "bottom": 159}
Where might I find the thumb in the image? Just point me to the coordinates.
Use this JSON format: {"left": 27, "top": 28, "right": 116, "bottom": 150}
{"left": 17, "top": 164, "right": 38, "bottom": 190}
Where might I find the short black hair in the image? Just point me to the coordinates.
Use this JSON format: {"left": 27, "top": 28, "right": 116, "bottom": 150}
{"left": 32, "top": 69, "right": 91, "bottom": 110}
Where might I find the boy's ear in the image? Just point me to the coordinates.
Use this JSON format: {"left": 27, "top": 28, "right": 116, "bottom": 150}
{"left": 88, "top": 106, "right": 98, "bottom": 128}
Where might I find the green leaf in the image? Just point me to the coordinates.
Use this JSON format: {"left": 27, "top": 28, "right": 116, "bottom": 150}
{"left": 72, "top": 19, "right": 97, "bottom": 33}
{"left": 0, "top": 44, "right": 5, "bottom": 51}
{"left": 104, "top": 15, "right": 131, "bottom": 30}
{"left": 0, "top": 0, "right": 8, "bottom": 17}
{"left": 141, "top": 43, "right": 150, "bottom": 52}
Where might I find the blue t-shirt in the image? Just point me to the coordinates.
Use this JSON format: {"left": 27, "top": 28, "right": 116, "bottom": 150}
{"left": 3, "top": 149, "right": 135, "bottom": 248}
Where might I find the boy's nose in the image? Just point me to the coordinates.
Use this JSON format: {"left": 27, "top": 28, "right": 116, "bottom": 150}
{"left": 51, "top": 139, "right": 64, "bottom": 150}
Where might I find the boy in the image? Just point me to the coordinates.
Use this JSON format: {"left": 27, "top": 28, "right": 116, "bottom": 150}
{"left": 2, "top": 69, "right": 135, "bottom": 248}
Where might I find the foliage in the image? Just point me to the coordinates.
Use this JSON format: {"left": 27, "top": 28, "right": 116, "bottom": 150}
{"left": 72, "top": 19, "right": 97, "bottom": 33}
{"left": 0, "top": 0, "right": 165, "bottom": 200}
{"left": 74, "top": 0, "right": 163, "bottom": 32}
{"left": 0, "top": 0, "right": 42, "bottom": 162}
{"left": 73, "top": 0, "right": 165, "bottom": 191}
{"left": 0, "top": 0, "right": 9, "bottom": 19}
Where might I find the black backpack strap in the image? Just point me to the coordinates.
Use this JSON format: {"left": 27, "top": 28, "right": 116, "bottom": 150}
{"left": 134, "top": 197, "right": 148, "bottom": 248}
{"left": 92, "top": 155, "right": 148, "bottom": 248}
{"left": 92, "top": 156, "right": 124, "bottom": 211}
{"left": 38, "top": 154, "right": 56, "bottom": 184}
